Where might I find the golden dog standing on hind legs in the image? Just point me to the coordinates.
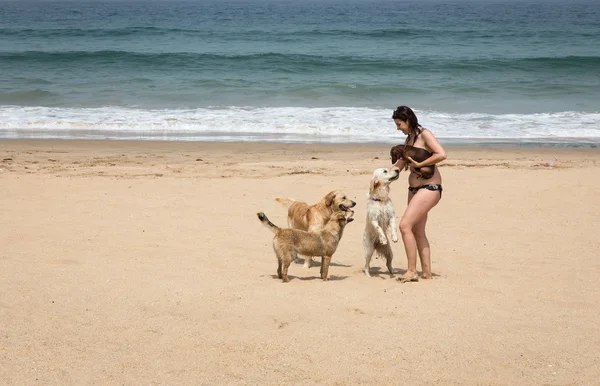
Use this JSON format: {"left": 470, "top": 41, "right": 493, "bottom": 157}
{"left": 257, "top": 210, "right": 354, "bottom": 283}
{"left": 275, "top": 190, "right": 356, "bottom": 268}
{"left": 363, "top": 167, "right": 400, "bottom": 277}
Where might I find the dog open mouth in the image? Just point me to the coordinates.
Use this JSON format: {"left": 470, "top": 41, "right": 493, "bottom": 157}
{"left": 339, "top": 204, "right": 350, "bottom": 212}
{"left": 345, "top": 209, "right": 355, "bottom": 223}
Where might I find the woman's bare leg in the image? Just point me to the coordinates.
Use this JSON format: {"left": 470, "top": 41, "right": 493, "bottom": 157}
{"left": 398, "top": 192, "right": 419, "bottom": 281}
{"left": 413, "top": 213, "right": 432, "bottom": 279}
{"left": 398, "top": 190, "right": 440, "bottom": 282}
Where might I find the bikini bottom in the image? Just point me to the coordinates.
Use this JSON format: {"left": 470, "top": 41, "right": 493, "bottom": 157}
{"left": 408, "top": 184, "right": 443, "bottom": 198}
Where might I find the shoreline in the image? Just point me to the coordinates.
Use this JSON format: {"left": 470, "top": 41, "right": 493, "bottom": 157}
{"left": 2, "top": 137, "right": 600, "bottom": 150}
{"left": 2, "top": 139, "right": 599, "bottom": 180}
{"left": 1, "top": 134, "right": 599, "bottom": 149}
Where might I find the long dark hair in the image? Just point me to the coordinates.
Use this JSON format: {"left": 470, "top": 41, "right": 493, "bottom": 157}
{"left": 392, "top": 105, "right": 422, "bottom": 143}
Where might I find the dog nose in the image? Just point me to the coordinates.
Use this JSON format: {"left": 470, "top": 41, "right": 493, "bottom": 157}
{"left": 350, "top": 201, "right": 356, "bottom": 207}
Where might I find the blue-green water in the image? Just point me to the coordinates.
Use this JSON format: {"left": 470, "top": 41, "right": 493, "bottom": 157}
{"left": 1, "top": 0, "right": 599, "bottom": 145}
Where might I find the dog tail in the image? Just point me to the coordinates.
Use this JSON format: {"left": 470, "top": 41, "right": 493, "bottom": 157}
{"left": 275, "top": 197, "right": 295, "bottom": 208}
{"left": 257, "top": 212, "right": 279, "bottom": 234}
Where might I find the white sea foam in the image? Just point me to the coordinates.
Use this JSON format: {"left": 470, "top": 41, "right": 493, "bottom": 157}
{"left": 0, "top": 106, "right": 599, "bottom": 145}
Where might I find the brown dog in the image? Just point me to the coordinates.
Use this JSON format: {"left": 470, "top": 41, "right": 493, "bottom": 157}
{"left": 275, "top": 191, "right": 356, "bottom": 268}
{"left": 390, "top": 144, "right": 435, "bottom": 179}
{"left": 257, "top": 210, "right": 354, "bottom": 283}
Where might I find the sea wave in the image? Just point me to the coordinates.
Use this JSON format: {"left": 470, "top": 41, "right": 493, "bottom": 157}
{"left": 2, "top": 50, "right": 599, "bottom": 74}
{"left": 1, "top": 106, "right": 598, "bottom": 145}
{"left": 0, "top": 90, "right": 57, "bottom": 104}
{"left": 2, "top": 24, "right": 597, "bottom": 41}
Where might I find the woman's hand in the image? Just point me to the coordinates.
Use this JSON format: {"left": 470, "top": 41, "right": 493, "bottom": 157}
{"left": 392, "top": 163, "right": 409, "bottom": 172}
{"left": 405, "top": 156, "right": 422, "bottom": 169}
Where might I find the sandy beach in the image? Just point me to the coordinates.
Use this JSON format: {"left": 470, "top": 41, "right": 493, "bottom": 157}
{"left": 1, "top": 139, "right": 599, "bottom": 385}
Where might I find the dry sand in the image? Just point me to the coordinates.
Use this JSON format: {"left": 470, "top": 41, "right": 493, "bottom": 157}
{"left": 1, "top": 139, "right": 599, "bottom": 385}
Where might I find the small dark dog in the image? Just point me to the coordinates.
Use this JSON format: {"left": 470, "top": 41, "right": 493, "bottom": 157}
{"left": 390, "top": 144, "right": 435, "bottom": 179}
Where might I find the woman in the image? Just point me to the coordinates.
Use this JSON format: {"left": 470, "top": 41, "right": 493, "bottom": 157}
{"left": 391, "top": 106, "right": 446, "bottom": 282}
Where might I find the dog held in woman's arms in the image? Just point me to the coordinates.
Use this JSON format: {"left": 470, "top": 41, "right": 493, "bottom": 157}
{"left": 363, "top": 168, "right": 400, "bottom": 277}
{"left": 390, "top": 144, "right": 435, "bottom": 179}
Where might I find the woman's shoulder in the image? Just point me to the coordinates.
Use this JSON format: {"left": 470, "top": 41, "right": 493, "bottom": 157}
{"left": 420, "top": 128, "right": 439, "bottom": 141}
{"left": 420, "top": 128, "right": 445, "bottom": 154}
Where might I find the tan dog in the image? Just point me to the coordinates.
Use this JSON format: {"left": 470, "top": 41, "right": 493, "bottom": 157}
{"left": 363, "top": 168, "right": 400, "bottom": 277}
{"left": 257, "top": 210, "right": 354, "bottom": 283}
{"left": 275, "top": 191, "right": 356, "bottom": 268}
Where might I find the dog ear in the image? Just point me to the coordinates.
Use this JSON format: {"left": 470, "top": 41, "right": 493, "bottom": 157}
{"left": 370, "top": 178, "right": 380, "bottom": 193}
{"left": 390, "top": 146, "right": 402, "bottom": 164}
{"left": 390, "top": 148, "right": 397, "bottom": 164}
{"left": 324, "top": 191, "right": 337, "bottom": 207}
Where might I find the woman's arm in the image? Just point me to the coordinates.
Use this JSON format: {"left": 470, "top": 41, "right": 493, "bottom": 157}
{"left": 391, "top": 135, "right": 411, "bottom": 171}
{"left": 392, "top": 158, "right": 408, "bottom": 172}
{"left": 406, "top": 129, "right": 447, "bottom": 168}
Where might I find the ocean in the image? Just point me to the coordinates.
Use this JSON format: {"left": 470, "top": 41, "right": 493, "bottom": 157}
{"left": 1, "top": 0, "right": 599, "bottom": 146}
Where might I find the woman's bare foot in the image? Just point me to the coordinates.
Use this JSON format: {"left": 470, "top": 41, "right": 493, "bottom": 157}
{"left": 397, "top": 271, "right": 419, "bottom": 283}
{"left": 421, "top": 273, "right": 432, "bottom": 279}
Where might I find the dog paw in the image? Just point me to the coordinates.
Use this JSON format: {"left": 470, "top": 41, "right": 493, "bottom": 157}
{"left": 391, "top": 235, "right": 398, "bottom": 243}
{"left": 379, "top": 236, "right": 388, "bottom": 245}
